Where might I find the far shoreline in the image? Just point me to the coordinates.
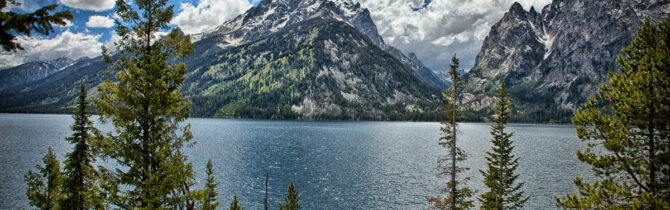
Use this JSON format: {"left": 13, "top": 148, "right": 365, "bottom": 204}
{"left": 0, "top": 112, "right": 574, "bottom": 125}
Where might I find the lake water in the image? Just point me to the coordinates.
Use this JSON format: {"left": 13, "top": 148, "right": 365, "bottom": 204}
{"left": 0, "top": 114, "right": 591, "bottom": 209}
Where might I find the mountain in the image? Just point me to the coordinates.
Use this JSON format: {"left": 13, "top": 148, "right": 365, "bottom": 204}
{"left": 0, "top": 56, "right": 110, "bottom": 112}
{"left": 333, "top": 0, "right": 448, "bottom": 89}
{"left": 0, "top": 57, "right": 75, "bottom": 91}
{"left": 185, "top": 0, "right": 442, "bottom": 120}
{"left": 192, "top": 0, "right": 447, "bottom": 89}
{"left": 463, "top": 0, "right": 669, "bottom": 122}
{"left": 0, "top": 0, "right": 442, "bottom": 120}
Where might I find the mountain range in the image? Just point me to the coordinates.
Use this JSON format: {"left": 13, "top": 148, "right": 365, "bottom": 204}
{"left": 0, "top": 0, "right": 668, "bottom": 122}
{"left": 0, "top": 0, "right": 443, "bottom": 120}
{"left": 463, "top": 0, "right": 669, "bottom": 122}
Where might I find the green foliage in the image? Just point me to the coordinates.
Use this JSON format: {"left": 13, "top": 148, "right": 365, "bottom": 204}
{"left": 556, "top": 15, "right": 670, "bottom": 209}
{"left": 479, "top": 82, "right": 529, "bottom": 209}
{"left": 279, "top": 181, "right": 301, "bottom": 210}
{"left": 60, "top": 84, "right": 102, "bottom": 209}
{"left": 24, "top": 147, "right": 62, "bottom": 210}
{"left": 185, "top": 19, "right": 441, "bottom": 120}
{"left": 0, "top": 0, "right": 73, "bottom": 51}
{"left": 197, "top": 159, "right": 220, "bottom": 210}
{"left": 93, "top": 0, "right": 197, "bottom": 208}
{"left": 432, "top": 55, "right": 475, "bottom": 209}
{"left": 229, "top": 194, "right": 243, "bottom": 210}
{"left": 0, "top": 18, "right": 442, "bottom": 121}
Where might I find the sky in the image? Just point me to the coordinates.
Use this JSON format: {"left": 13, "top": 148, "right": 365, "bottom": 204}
{"left": 0, "top": 0, "right": 552, "bottom": 70}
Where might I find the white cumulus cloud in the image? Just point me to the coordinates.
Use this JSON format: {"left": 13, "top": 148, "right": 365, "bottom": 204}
{"left": 60, "top": 0, "right": 115, "bottom": 11}
{"left": 355, "top": 0, "right": 552, "bottom": 71}
{"left": 86, "top": 15, "right": 115, "bottom": 28}
{"left": 172, "top": 0, "right": 253, "bottom": 34}
{"left": 0, "top": 31, "right": 103, "bottom": 68}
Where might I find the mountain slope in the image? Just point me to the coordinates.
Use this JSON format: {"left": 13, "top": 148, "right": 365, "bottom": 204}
{"left": 463, "top": 0, "right": 669, "bottom": 122}
{"left": 0, "top": 56, "right": 109, "bottom": 112}
{"left": 193, "top": 0, "right": 447, "bottom": 89}
{"left": 0, "top": 0, "right": 442, "bottom": 120}
{"left": 187, "top": 17, "right": 440, "bottom": 119}
{"left": 333, "top": 0, "right": 448, "bottom": 89}
{"left": 0, "top": 57, "right": 75, "bottom": 91}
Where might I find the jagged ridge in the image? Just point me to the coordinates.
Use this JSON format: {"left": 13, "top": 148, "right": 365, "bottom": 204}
{"left": 463, "top": 0, "right": 669, "bottom": 122}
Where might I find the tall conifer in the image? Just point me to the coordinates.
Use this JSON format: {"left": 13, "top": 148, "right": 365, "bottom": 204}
{"left": 94, "top": 0, "right": 196, "bottom": 208}
{"left": 556, "top": 15, "right": 670, "bottom": 209}
{"left": 60, "top": 84, "right": 101, "bottom": 209}
{"left": 479, "top": 82, "right": 528, "bottom": 209}
{"left": 200, "top": 159, "right": 220, "bottom": 210}
{"left": 431, "top": 55, "right": 474, "bottom": 209}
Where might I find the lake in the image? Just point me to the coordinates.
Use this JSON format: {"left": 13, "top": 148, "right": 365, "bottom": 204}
{"left": 0, "top": 113, "right": 590, "bottom": 209}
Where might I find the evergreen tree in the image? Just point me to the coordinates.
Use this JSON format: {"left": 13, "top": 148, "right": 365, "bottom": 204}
{"left": 229, "top": 194, "right": 243, "bottom": 210}
{"left": 93, "top": 0, "right": 196, "bottom": 208}
{"left": 0, "top": 0, "right": 73, "bottom": 51}
{"left": 556, "top": 15, "right": 670, "bottom": 209}
{"left": 279, "top": 181, "right": 301, "bottom": 210}
{"left": 24, "top": 147, "right": 62, "bottom": 210}
{"left": 199, "top": 159, "right": 220, "bottom": 210}
{"left": 59, "top": 84, "right": 101, "bottom": 209}
{"left": 431, "top": 55, "right": 474, "bottom": 209}
{"left": 479, "top": 82, "right": 528, "bottom": 209}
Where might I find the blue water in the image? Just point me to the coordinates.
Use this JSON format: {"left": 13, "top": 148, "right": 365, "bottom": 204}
{"left": 0, "top": 114, "right": 590, "bottom": 209}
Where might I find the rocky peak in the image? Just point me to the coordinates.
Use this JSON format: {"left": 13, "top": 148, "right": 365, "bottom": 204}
{"left": 0, "top": 60, "right": 63, "bottom": 90}
{"left": 45, "top": 57, "right": 75, "bottom": 70}
{"left": 464, "top": 0, "right": 668, "bottom": 118}
{"left": 330, "top": 0, "right": 447, "bottom": 88}
{"left": 197, "top": 0, "right": 342, "bottom": 47}
{"left": 193, "top": 0, "right": 447, "bottom": 89}
{"left": 508, "top": 2, "right": 527, "bottom": 18}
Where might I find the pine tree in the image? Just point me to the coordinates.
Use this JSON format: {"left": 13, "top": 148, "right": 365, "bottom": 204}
{"left": 556, "top": 15, "right": 670, "bottom": 209}
{"left": 279, "top": 181, "right": 301, "bottom": 210}
{"left": 431, "top": 55, "right": 474, "bottom": 209}
{"left": 93, "top": 0, "right": 196, "bottom": 208}
{"left": 200, "top": 159, "right": 220, "bottom": 210}
{"left": 0, "top": 0, "right": 73, "bottom": 51}
{"left": 479, "top": 82, "right": 528, "bottom": 209}
{"left": 229, "top": 194, "right": 243, "bottom": 210}
{"left": 24, "top": 147, "right": 62, "bottom": 210}
{"left": 59, "top": 83, "right": 101, "bottom": 209}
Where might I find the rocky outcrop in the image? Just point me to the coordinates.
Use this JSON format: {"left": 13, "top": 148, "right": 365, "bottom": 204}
{"left": 465, "top": 0, "right": 669, "bottom": 112}
{"left": 193, "top": 0, "right": 446, "bottom": 89}
{"left": 0, "top": 57, "right": 74, "bottom": 91}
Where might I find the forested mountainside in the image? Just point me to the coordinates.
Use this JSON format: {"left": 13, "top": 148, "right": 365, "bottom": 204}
{"left": 0, "top": 0, "right": 442, "bottom": 120}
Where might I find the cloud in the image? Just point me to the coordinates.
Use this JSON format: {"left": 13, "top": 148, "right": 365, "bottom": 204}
{"left": 0, "top": 31, "right": 103, "bottom": 68}
{"left": 60, "top": 0, "right": 115, "bottom": 11}
{"left": 2, "top": 0, "right": 42, "bottom": 12}
{"left": 0, "top": 53, "right": 24, "bottom": 69}
{"left": 86, "top": 15, "right": 115, "bottom": 28}
{"left": 355, "top": 0, "right": 551, "bottom": 71}
{"left": 172, "top": 0, "right": 253, "bottom": 34}
{"left": 103, "top": 32, "right": 121, "bottom": 52}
